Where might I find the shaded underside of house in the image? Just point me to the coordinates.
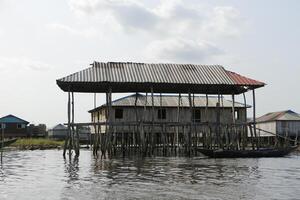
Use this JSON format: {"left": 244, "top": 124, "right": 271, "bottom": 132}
{"left": 57, "top": 62, "right": 265, "bottom": 94}
{"left": 88, "top": 93, "right": 250, "bottom": 113}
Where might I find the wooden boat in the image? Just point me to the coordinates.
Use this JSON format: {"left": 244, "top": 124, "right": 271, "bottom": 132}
{"left": 0, "top": 138, "right": 17, "bottom": 148}
{"left": 197, "top": 146, "right": 297, "bottom": 158}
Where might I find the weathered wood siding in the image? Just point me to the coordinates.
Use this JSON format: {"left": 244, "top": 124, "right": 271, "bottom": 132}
{"left": 255, "top": 122, "right": 276, "bottom": 137}
{"left": 276, "top": 121, "right": 300, "bottom": 137}
{"left": 91, "top": 107, "right": 247, "bottom": 134}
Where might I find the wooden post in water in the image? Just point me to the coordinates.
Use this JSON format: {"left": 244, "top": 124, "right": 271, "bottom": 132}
{"left": 193, "top": 93, "right": 197, "bottom": 155}
{"left": 159, "top": 93, "right": 165, "bottom": 155}
{"left": 93, "top": 93, "right": 97, "bottom": 156}
{"left": 144, "top": 92, "right": 149, "bottom": 154}
{"left": 205, "top": 94, "right": 210, "bottom": 149}
{"left": 242, "top": 92, "right": 247, "bottom": 150}
{"left": 108, "top": 88, "right": 113, "bottom": 157}
{"left": 176, "top": 94, "right": 181, "bottom": 154}
{"left": 134, "top": 92, "right": 139, "bottom": 153}
{"left": 150, "top": 88, "right": 155, "bottom": 155}
{"left": 72, "top": 92, "right": 80, "bottom": 157}
{"left": 217, "top": 94, "right": 221, "bottom": 149}
{"left": 252, "top": 89, "right": 258, "bottom": 149}
{"left": 63, "top": 90, "right": 72, "bottom": 158}
{"left": 188, "top": 91, "right": 192, "bottom": 156}
{"left": 231, "top": 94, "right": 238, "bottom": 150}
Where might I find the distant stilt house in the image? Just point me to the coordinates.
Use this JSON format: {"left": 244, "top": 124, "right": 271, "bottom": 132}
{"left": 88, "top": 93, "right": 250, "bottom": 135}
{"left": 48, "top": 124, "right": 68, "bottom": 139}
{"left": 0, "top": 114, "right": 29, "bottom": 138}
{"left": 56, "top": 61, "right": 265, "bottom": 157}
{"left": 255, "top": 110, "right": 300, "bottom": 140}
{"left": 48, "top": 124, "right": 91, "bottom": 142}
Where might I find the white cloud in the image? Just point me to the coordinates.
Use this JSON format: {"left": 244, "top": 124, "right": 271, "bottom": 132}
{"left": 46, "top": 23, "right": 99, "bottom": 38}
{"left": 145, "top": 38, "right": 223, "bottom": 63}
{"left": 0, "top": 57, "right": 52, "bottom": 71}
{"left": 201, "top": 6, "right": 242, "bottom": 39}
{"left": 66, "top": 0, "right": 243, "bottom": 62}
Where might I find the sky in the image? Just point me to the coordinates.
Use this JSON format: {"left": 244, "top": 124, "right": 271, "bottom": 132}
{"left": 0, "top": 0, "right": 299, "bottom": 127}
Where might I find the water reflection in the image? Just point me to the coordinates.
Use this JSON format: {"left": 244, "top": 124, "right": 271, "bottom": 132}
{"left": 64, "top": 157, "right": 79, "bottom": 182}
{"left": 0, "top": 150, "right": 299, "bottom": 200}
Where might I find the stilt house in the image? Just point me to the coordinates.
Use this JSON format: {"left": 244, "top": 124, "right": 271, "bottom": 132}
{"left": 256, "top": 110, "right": 300, "bottom": 139}
{"left": 56, "top": 62, "right": 265, "bottom": 157}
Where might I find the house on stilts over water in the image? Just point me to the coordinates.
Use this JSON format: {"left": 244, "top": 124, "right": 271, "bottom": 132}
{"left": 56, "top": 61, "right": 265, "bottom": 157}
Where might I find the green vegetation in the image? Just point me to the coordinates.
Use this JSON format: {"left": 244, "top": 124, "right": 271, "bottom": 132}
{"left": 11, "top": 138, "right": 64, "bottom": 150}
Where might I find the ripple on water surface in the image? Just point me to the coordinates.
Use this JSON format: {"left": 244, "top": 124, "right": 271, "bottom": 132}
{"left": 0, "top": 150, "right": 300, "bottom": 200}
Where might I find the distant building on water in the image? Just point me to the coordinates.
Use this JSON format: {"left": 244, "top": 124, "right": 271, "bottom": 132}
{"left": 48, "top": 124, "right": 91, "bottom": 142}
{"left": 0, "top": 114, "right": 29, "bottom": 138}
{"left": 256, "top": 110, "right": 300, "bottom": 138}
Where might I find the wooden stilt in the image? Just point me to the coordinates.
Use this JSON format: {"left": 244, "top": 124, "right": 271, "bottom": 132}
{"left": 232, "top": 94, "right": 239, "bottom": 150}
{"left": 63, "top": 90, "right": 70, "bottom": 158}
{"left": 151, "top": 88, "right": 155, "bottom": 155}
{"left": 242, "top": 93, "right": 247, "bottom": 150}
{"left": 134, "top": 92, "right": 139, "bottom": 153}
{"left": 205, "top": 94, "right": 210, "bottom": 149}
{"left": 176, "top": 94, "right": 181, "bottom": 154}
{"left": 71, "top": 92, "right": 80, "bottom": 157}
{"left": 252, "top": 89, "right": 259, "bottom": 149}
{"left": 216, "top": 94, "right": 221, "bottom": 149}
{"left": 188, "top": 91, "right": 192, "bottom": 156}
{"left": 108, "top": 88, "right": 113, "bottom": 157}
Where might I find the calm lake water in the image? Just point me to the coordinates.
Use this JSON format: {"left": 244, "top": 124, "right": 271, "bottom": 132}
{"left": 0, "top": 149, "right": 299, "bottom": 200}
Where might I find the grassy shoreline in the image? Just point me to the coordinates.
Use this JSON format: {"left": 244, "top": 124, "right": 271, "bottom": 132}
{"left": 10, "top": 138, "right": 64, "bottom": 150}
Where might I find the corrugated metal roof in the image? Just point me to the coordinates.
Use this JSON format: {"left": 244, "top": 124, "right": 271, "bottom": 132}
{"left": 57, "top": 62, "right": 265, "bottom": 94}
{"left": 0, "top": 114, "right": 29, "bottom": 124}
{"left": 256, "top": 110, "right": 300, "bottom": 123}
{"left": 60, "top": 62, "right": 234, "bottom": 84}
{"left": 50, "top": 124, "right": 67, "bottom": 130}
{"left": 89, "top": 93, "right": 249, "bottom": 113}
{"left": 226, "top": 71, "right": 265, "bottom": 86}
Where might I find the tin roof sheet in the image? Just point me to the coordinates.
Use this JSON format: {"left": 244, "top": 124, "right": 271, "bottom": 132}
{"left": 0, "top": 114, "right": 29, "bottom": 124}
{"left": 57, "top": 62, "right": 265, "bottom": 94}
{"left": 256, "top": 110, "right": 300, "bottom": 123}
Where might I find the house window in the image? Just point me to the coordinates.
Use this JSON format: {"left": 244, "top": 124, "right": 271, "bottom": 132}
{"left": 193, "top": 109, "right": 201, "bottom": 122}
{"left": 0, "top": 124, "right": 6, "bottom": 129}
{"left": 158, "top": 109, "right": 166, "bottom": 120}
{"left": 17, "top": 124, "right": 22, "bottom": 129}
{"left": 115, "top": 109, "right": 123, "bottom": 119}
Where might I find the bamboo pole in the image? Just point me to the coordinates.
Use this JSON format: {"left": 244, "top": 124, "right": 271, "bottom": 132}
{"left": 188, "top": 91, "right": 192, "bottom": 156}
{"left": 143, "top": 92, "right": 148, "bottom": 155}
{"left": 151, "top": 88, "right": 155, "bottom": 155}
{"left": 72, "top": 92, "right": 80, "bottom": 157}
{"left": 159, "top": 93, "right": 165, "bottom": 155}
{"left": 63, "top": 90, "right": 72, "bottom": 158}
{"left": 217, "top": 94, "right": 221, "bottom": 149}
{"left": 242, "top": 93, "right": 247, "bottom": 150}
{"left": 252, "top": 89, "right": 259, "bottom": 149}
{"left": 232, "top": 94, "right": 239, "bottom": 150}
{"left": 108, "top": 88, "right": 113, "bottom": 156}
{"left": 205, "top": 94, "right": 210, "bottom": 149}
{"left": 176, "top": 93, "right": 181, "bottom": 153}
{"left": 193, "top": 93, "right": 197, "bottom": 154}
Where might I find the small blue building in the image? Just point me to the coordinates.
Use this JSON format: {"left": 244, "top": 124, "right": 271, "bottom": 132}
{"left": 0, "top": 114, "right": 29, "bottom": 138}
